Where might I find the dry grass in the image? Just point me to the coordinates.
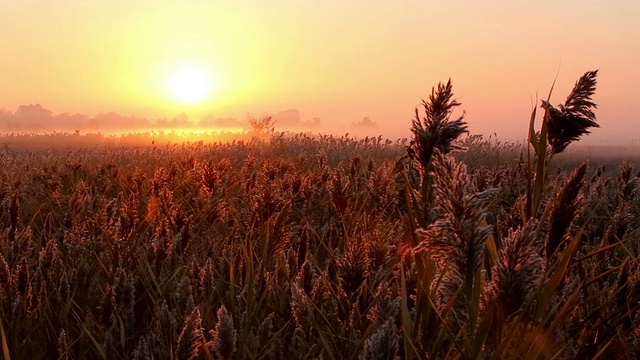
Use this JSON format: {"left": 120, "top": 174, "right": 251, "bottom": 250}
{"left": 0, "top": 72, "right": 638, "bottom": 359}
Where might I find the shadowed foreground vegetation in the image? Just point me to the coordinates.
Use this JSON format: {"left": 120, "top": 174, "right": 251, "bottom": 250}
{"left": 1, "top": 71, "right": 640, "bottom": 359}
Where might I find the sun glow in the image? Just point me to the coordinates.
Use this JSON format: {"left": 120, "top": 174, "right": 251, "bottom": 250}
{"left": 169, "top": 64, "right": 215, "bottom": 103}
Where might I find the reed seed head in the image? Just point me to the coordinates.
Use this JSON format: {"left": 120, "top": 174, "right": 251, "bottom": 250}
{"left": 544, "top": 70, "right": 599, "bottom": 154}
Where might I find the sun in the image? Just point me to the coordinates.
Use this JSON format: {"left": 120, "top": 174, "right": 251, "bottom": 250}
{"left": 169, "top": 64, "right": 214, "bottom": 103}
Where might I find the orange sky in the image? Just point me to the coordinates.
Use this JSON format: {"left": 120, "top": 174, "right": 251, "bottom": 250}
{"left": 1, "top": 1, "right": 639, "bottom": 143}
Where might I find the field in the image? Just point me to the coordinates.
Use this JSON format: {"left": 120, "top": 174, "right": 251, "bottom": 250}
{"left": 1, "top": 73, "right": 639, "bottom": 359}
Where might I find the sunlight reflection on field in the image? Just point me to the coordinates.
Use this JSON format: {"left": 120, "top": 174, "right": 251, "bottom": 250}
{"left": 0, "top": 127, "right": 250, "bottom": 149}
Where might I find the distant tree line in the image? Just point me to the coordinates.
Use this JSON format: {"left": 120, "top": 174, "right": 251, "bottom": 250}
{"left": 0, "top": 105, "right": 327, "bottom": 133}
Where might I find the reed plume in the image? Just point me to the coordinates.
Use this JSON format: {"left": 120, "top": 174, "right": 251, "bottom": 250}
{"left": 545, "top": 162, "right": 587, "bottom": 262}
{"left": 410, "top": 79, "right": 468, "bottom": 170}
{"left": 57, "top": 329, "right": 70, "bottom": 360}
{"left": 132, "top": 336, "right": 151, "bottom": 360}
{"left": 542, "top": 70, "right": 599, "bottom": 155}
{"left": 175, "top": 307, "right": 204, "bottom": 360}
{"left": 359, "top": 319, "right": 399, "bottom": 360}
{"left": 209, "top": 305, "right": 237, "bottom": 360}
{"left": 415, "top": 154, "right": 497, "bottom": 306}
{"left": 490, "top": 222, "right": 543, "bottom": 317}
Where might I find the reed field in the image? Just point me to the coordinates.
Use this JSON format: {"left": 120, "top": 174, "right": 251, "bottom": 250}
{"left": 1, "top": 71, "right": 640, "bottom": 359}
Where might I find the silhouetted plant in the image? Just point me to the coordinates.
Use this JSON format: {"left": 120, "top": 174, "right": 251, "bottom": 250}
{"left": 247, "top": 115, "right": 276, "bottom": 138}
{"left": 409, "top": 79, "right": 468, "bottom": 172}
{"left": 543, "top": 70, "right": 599, "bottom": 155}
{"left": 527, "top": 70, "right": 599, "bottom": 219}
{"left": 407, "top": 79, "right": 468, "bottom": 227}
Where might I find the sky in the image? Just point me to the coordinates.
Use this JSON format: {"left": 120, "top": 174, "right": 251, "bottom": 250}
{"left": 1, "top": 0, "right": 639, "bottom": 143}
